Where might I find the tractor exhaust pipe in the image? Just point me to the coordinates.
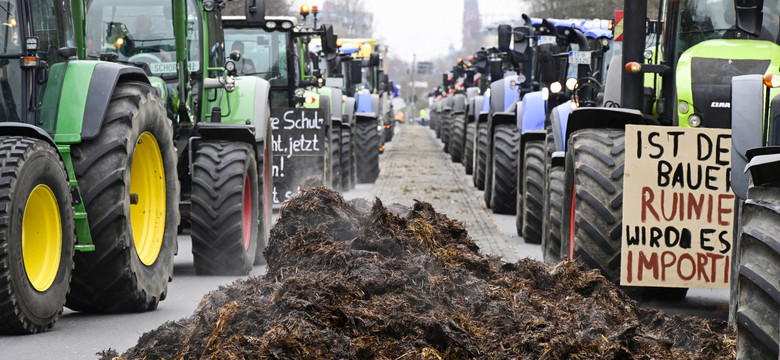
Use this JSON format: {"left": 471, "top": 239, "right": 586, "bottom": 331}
{"left": 621, "top": 0, "right": 647, "bottom": 111}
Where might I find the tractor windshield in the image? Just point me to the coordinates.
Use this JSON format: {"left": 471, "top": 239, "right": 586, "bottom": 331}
{"left": 85, "top": 0, "right": 201, "bottom": 76}
{"left": 675, "top": 0, "right": 780, "bottom": 57}
{"left": 0, "top": 0, "right": 20, "bottom": 54}
{"left": 224, "top": 29, "right": 288, "bottom": 85}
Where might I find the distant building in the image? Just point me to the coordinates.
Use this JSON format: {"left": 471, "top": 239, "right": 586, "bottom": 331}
{"left": 462, "top": 0, "right": 484, "bottom": 54}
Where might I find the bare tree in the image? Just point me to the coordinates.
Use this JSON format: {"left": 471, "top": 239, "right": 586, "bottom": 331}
{"left": 319, "top": 0, "right": 372, "bottom": 38}
{"left": 223, "top": 0, "right": 292, "bottom": 17}
{"left": 527, "top": 0, "right": 660, "bottom": 20}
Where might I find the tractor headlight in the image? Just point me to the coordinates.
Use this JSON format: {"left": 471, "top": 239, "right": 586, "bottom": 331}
{"left": 542, "top": 87, "right": 549, "bottom": 101}
{"left": 678, "top": 100, "right": 689, "bottom": 114}
{"left": 265, "top": 21, "right": 277, "bottom": 30}
{"left": 688, "top": 114, "right": 702, "bottom": 127}
{"left": 225, "top": 59, "right": 237, "bottom": 74}
{"left": 565, "top": 77, "right": 577, "bottom": 91}
{"left": 550, "top": 81, "right": 562, "bottom": 94}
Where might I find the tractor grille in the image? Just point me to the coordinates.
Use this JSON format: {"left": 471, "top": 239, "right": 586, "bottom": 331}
{"left": 690, "top": 57, "right": 770, "bottom": 129}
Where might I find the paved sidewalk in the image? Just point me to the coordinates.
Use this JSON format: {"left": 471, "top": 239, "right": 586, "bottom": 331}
{"left": 358, "top": 123, "right": 522, "bottom": 263}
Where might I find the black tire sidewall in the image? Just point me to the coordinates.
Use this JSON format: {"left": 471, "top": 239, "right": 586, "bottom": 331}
{"left": 6, "top": 140, "right": 74, "bottom": 327}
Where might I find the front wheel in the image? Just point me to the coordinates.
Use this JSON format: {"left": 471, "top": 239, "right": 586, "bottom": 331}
{"left": 464, "top": 122, "right": 476, "bottom": 175}
{"left": 561, "top": 128, "right": 624, "bottom": 282}
{"left": 490, "top": 124, "right": 518, "bottom": 214}
{"left": 449, "top": 114, "right": 465, "bottom": 163}
{"left": 356, "top": 118, "right": 380, "bottom": 183}
{"left": 0, "top": 138, "right": 75, "bottom": 334}
{"left": 67, "top": 81, "right": 179, "bottom": 313}
{"left": 521, "top": 140, "right": 544, "bottom": 243}
{"left": 735, "top": 183, "right": 780, "bottom": 359}
{"left": 191, "top": 141, "right": 258, "bottom": 275}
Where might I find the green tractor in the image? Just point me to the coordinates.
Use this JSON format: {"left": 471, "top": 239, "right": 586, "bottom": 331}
{"left": 559, "top": 0, "right": 780, "bottom": 304}
{"left": 0, "top": 0, "right": 179, "bottom": 334}
{"left": 83, "top": 0, "right": 274, "bottom": 275}
{"left": 222, "top": 6, "right": 342, "bottom": 204}
{"left": 728, "top": 1, "right": 780, "bottom": 356}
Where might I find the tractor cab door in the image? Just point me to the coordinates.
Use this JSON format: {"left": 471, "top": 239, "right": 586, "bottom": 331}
{"left": 0, "top": 0, "right": 24, "bottom": 125}
{"left": 28, "top": 0, "right": 77, "bottom": 134}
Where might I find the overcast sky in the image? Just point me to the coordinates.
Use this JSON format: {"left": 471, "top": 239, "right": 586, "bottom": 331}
{"left": 291, "top": 0, "right": 527, "bottom": 62}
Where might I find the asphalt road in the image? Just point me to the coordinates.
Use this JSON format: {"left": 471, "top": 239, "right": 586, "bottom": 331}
{"left": 0, "top": 236, "right": 267, "bottom": 360}
{"left": 0, "top": 123, "right": 730, "bottom": 359}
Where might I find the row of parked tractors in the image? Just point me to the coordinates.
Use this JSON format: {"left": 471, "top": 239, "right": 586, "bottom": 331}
{"left": 0, "top": 0, "right": 397, "bottom": 335}
{"left": 430, "top": 1, "right": 779, "bottom": 358}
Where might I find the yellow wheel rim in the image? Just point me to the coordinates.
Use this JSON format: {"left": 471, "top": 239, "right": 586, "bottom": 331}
{"left": 130, "top": 132, "right": 166, "bottom": 266}
{"left": 22, "top": 184, "right": 62, "bottom": 292}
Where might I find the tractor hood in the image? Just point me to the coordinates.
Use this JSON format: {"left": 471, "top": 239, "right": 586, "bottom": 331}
{"left": 676, "top": 39, "right": 780, "bottom": 128}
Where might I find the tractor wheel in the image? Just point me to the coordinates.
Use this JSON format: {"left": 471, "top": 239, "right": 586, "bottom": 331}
{"left": 449, "top": 114, "right": 465, "bottom": 163}
{"left": 191, "top": 141, "right": 258, "bottom": 275}
{"left": 544, "top": 166, "right": 565, "bottom": 262}
{"left": 441, "top": 114, "right": 451, "bottom": 154}
{"left": 490, "top": 125, "right": 518, "bottom": 214}
{"left": 67, "top": 81, "right": 179, "bottom": 312}
{"left": 561, "top": 128, "right": 624, "bottom": 282}
{"left": 356, "top": 118, "right": 380, "bottom": 183}
{"left": 256, "top": 125, "right": 273, "bottom": 266}
{"left": 542, "top": 130, "right": 562, "bottom": 262}
{"left": 735, "top": 184, "right": 780, "bottom": 359}
{"left": 0, "top": 138, "right": 74, "bottom": 334}
{"left": 464, "top": 122, "right": 476, "bottom": 175}
{"left": 341, "top": 126, "right": 352, "bottom": 190}
{"left": 330, "top": 125, "right": 342, "bottom": 190}
{"left": 474, "top": 123, "right": 488, "bottom": 190}
{"left": 521, "top": 140, "right": 545, "bottom": 243}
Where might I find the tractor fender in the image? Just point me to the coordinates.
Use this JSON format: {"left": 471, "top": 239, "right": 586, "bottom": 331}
{"left": 469, "top": 95, "right": 482, "bottom": 123}
{"left": 81, "top": 63, "right": 151, "bottom": 140}
{"left": 730, "top": 74, "right": 765, "bottom": 200}
{"left": 452, "top": 93, "right": 467, "bottom": 114}
{"left": 343, "top": 96, "right": 356, "bottom": 126}
{"left": 371, "top": 94, "right": 380, "bottom": 115}
{"left": 519, "top": 91, "right": 545, "bottom": 135}
{"left": 330, "top": 88, "right": 343, "bottom": 120}
{"left": 745, "top": 147, "right": 780, "bottom": 187}
{"left": 0, "top": 123, "right": 59, "bottom": 151}
{"left": 355, "top": 91, "right": 373, "bottom": 113}
{"left": 550, "top": 100, "right": 573, "bottom": 153}
{"left": 216, "top": 76, "right": 272, "bottom": 143}
{"left": 564, "top": 107, "right": 645, "bottom": 142}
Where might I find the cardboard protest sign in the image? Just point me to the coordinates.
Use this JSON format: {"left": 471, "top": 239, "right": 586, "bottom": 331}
{"left": 270, "top": 108, "right": 327, "bottom": 205}
{"left": 621, "top": 125, "right": 732, "bottom": 289}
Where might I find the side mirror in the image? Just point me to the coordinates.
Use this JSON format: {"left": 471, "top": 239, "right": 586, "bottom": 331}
{"left": 735, "top": 0, "right": 763, "bottom": 37}
{"left": 369, "top": 52, "right": 380, "bottom": 67}
{"left": 513, "top": 26, "right": 531, "bottom": 54}
{"left": 245, "top": 0, "right": 265, "bottom": 26}
{"left": 350, "top": 61, "right": 362, "bottom": 85}
{"left": 489, "top": 58, "right": 503, "bottom": 81}
{"left": 321, "top": 25, "right": 337, "bottom": 58}
{"left": 497, "top": 24, "right": 512, "bottom": 52}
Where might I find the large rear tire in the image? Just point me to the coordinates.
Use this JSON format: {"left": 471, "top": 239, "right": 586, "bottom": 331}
{"left": 67, "top": 81, "right": 179, "bottom": 313}
{"left": 735, "top": 183, "right": 780, "bottom": 359}
{"left": 464, "top": 122, "right": 476, "bottom": 174}
{"left": 0, "top": 138, "right": 75, "bottom": 334}
{"left": 341, "top": 125, "right": 352, "bottom": 190}
{"left": 356, "top": 118, "right": 380, "bottom": 183}
{"left": 191, "top": 141, "right": 258, "bottom": 275}
{"left": 489, "top": 124, "right": 518, "bottom": 214}
{"left": 449, "top": 114, "right": 465, "bottom": 163}
{"left": 541, "top": 130, "right": 562, "bottom": 262}
{"left": 521, "top": 140, "right": 544, "bottom": 243}
{"left": 474, "top": 123, "right": 488, "bottom": 190}
{"left": 256, "top": 127, "right": 273, "bottom": 266}
{"left": 329, "top": 125, "right": 342, "bottom": 190}
{"left": 561, "top": 128, "right": 624, "bottom": 282}
{"left": 441, "top": 113, "right": 451, "bottom": 154}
